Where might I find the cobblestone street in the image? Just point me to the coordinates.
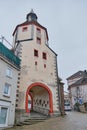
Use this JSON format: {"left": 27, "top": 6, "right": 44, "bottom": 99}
{"left": 4, "top": 111, "right": 87, "bottom": 130}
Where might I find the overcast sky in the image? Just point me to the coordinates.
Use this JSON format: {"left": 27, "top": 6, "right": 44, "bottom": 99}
{"left": 0, "top": 0, "right": 87, "bottom": 91}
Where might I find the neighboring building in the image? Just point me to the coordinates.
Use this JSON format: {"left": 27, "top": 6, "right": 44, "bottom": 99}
{"left": 12, "top": 9, "right": 62, "bottom": 122}
{"left": 59, "top": 79, "right": 65, "bottom": 115}
{"left": 0, "top": 42, "right": 20, "bottom": 128}
{"left": 67, "top": 70, "right": 87, "bottom": 109}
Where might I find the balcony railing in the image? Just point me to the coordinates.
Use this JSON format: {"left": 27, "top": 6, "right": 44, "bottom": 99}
{"left": 0, "top": 42, "right": 21, "bottom": 68}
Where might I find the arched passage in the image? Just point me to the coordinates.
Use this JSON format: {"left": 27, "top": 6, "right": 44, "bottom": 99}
{"left": 25, "top": 82, "right": 53, "bottom": 114}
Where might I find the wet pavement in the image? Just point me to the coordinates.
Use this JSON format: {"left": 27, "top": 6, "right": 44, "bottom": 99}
{"left": 4, "top": 111, "right": 87, "bottom": 130}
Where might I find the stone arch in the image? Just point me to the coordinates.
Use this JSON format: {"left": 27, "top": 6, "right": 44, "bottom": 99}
{"left": 25, "top": 82, "right": 53, "bottom": 114}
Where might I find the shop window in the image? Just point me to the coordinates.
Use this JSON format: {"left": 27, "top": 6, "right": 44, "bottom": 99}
{"left": 42, "top": 52, "right": 47, "bottom": 60}
{"left": 34, "top": 49, "right": 38, "bottom": 57}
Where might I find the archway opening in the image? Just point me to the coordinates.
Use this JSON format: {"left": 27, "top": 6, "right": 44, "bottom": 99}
{"left": 25, "top": 82, "right": 53, "bottom": 115}
{"left": 28, "top": 93, "right": 33, "bottom": 111}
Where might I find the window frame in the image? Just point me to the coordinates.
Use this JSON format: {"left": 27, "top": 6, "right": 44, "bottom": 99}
{"left": 22, "top": 26, "right": 28, "bottom": 32}
{"left": 6, "top": 67, "right": 12, "bottom": 78}
{"left": 37, "top": 37, "right": 41, "bottom": 44}
{"left": 3, "top": 83, "right": 11, "bottom": 97}
{"left": 34, "top": 49, "right": 38, "bottom": 57}
{"left": 42, "top": 52, "right": 47, "bottom": 60}
{"left": 37, "top": 28, "right": 41, "bottom": 34}
{"left": 44, "top": 64, "right": 46, "bottom": 68}
{"left": 36, "top": 28, "right": 41, "bottom": 38}
{"left": 35, "top": 61, "right": 37, "bottom": 65}
{"left": 0, "top": 107, "right": 8, "bottom": 126}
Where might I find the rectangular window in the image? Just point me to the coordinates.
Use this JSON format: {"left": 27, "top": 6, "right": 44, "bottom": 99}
{"left": 42, "top": 52, "right": 47, "bottom": 60}
{"left": 22, "top": 26, "right": 28, "bottom": 32}
{"left": 34, "top": 49, "right": 38, "bottom": 57}
{"left": 6, "top": 67, "right": 12, "bottom": 78}
{"left": 37, "top": 37, "right": 41, "bottom": 44}
{"left": 37, "top": 28, "right": 41, "bottom": 34}
{"left": 35, "top": 61, "right": 37, "bottom": 65}
{"left": 0, "top": 107, "right": 8, "bottom": 125}
{"left": 44, "top": 64, "right": 46, "bottom": 68}
{"left": 15, "top": 104, "right": 18, "bottom": 107}
{"left": 3, "top": 83, "right": 11, "bottom": 97}
{"left": 36, "top": 28, "right": 41, "bottom": 38}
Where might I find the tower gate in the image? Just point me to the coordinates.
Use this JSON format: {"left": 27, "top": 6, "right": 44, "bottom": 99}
{"left": 26, "top": 82, "right": 53, "bottom": 115}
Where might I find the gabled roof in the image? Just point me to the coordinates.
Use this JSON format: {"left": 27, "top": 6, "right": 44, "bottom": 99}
{"left": 13, "top": 20, "right": 49, "bottom": 40}
{"left": 67, "top": 71, "right": 85, "bottom": 80}
{"left": 68, "top": 75, "right": 87, "bottom": 90}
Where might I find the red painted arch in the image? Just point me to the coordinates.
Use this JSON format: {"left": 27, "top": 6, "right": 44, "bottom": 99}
{"left": 25, "top": 82, "right": 53, "bottom": 114}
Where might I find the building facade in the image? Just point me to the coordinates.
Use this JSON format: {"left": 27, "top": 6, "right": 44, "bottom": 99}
{"left": 12, "top": 10, "right": 61, "bottom": 121}
{"left": 0, "top": 42, "right": 20, "bottom": 128}
{"left": 67, "top": 70, "right": 87, "bottom": 109}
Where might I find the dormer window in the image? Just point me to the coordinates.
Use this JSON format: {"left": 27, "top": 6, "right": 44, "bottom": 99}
{"left": 22, "top": 26, "right": 28, "bottom": 32}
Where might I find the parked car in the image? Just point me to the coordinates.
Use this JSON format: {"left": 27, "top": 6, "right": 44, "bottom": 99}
{"left": 64, "top": 103, "right": 72, "bottom": 111}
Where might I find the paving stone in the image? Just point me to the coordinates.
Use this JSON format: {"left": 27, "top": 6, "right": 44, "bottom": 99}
{"left": 4, "top": 111, "right": 87, "bottom": 130}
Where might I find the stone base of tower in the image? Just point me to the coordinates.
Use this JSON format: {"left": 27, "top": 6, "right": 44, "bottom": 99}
{"left": 15, "top": 108, "right": 61, "bottom": 124}
{"left": 15, "top": 109, "right": 30, "bottom": 124}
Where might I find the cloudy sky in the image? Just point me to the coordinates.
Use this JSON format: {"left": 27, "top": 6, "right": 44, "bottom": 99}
{"left": 0, "top": 0, "right": 87, "bottom": 91}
